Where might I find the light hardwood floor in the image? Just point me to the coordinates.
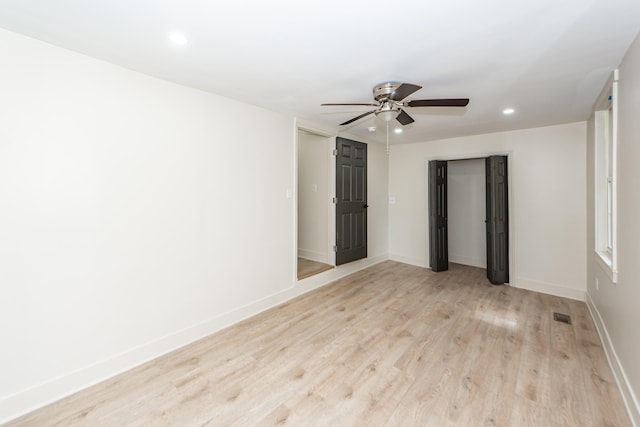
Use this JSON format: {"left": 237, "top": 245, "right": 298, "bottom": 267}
{"left": 5, "top": 261, "right": 630, "bottom": 426}
{"left": 297, "top": 258, "right": 334, "bottom": 280}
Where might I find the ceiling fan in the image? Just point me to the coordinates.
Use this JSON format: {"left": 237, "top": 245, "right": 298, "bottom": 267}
{"left": 321, "top": 82, "right": 469, "bottom": 126}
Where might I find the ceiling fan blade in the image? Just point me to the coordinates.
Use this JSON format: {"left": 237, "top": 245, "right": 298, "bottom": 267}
{"left": 407, "top": 98, "right": 470, "bottom": 107}
{"left": 321, "top": 103, "right": 379, "bottom": 106}
{"left": 340, "top": 110, "right": 376, "bottom": 126}
{"left": 396, "top": 109, "right": 415, "bottom": 126}
{"left": 390, "top": 83, "right": 422, "bottom": 101}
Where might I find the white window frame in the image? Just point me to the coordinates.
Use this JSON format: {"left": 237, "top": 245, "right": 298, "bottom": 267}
{"left": 594, "top": 70, "right": 618, "bottom": 283}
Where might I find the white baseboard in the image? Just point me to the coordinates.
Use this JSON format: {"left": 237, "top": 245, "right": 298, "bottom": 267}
{"left": 0, "top": 254, "right": 388, "bottom": 425}
{"left": 296, "top": 254, "right": 387, "bottom": 287}
{"left": 448, "top": 254, "right": 486, "bottom": 268}
{"left": 511, "top": 276, "right": 586, "bottom": 301}
{"left": 586, "top": 293, "right": 640, "bottom": 427}
{"left": 388, "top": 253, "right": 426, "bottom": 268}
{"left": 297, "top": 248, "right": 327, "bottom": 263}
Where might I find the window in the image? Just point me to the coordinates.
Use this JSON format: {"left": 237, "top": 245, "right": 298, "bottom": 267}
{"left": 606, "top": 103, "right": 613, "bottom": 252}
{"left": 594, "top": 70, "right": 618, "bottom": 282}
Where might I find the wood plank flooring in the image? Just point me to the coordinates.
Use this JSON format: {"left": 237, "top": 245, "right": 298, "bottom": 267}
{"left": 297, "top": 258, "right": 334, "bottom": 280}
{"left": 5, "top": 261, "right": 630, "bottom": 426}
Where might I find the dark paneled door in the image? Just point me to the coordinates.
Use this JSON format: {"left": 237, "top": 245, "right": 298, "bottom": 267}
{"left": 335, "top": 137, "right": 367, "bottom": 265}
{"left": 429, "top": 160, "right": 448, "bottom": 271}
{"left": 485, "top": 155, "right": 509, "bottom": 284}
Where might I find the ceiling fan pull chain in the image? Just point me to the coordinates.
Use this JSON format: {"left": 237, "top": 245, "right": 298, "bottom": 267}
{"left": 386, "top": 122, "right": 390, "bottom": 155}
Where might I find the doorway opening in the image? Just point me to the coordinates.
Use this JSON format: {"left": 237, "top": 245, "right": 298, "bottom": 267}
{"left": 448, "top": 158, "right": 486, "bottom": 268}
{"left": 428, "top": 155, "right": 510, "bottom": 285}
{"left": 297, "top": 128, "right": 334, "bottom": 280}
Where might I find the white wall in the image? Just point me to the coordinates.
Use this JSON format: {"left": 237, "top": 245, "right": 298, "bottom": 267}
{"left": 297, "top": 132, "right": 329, "bottom": 263}
{"left": 587, "top": 31, "right": 640, "bottom": 424}
{"left": 388, "top": 122, "right": 587, "bottom": 300}
{"left": 447, "top": 158, "right": 486, "bottom": 268}
{"left": 365, "top": 141, "right": 389, "bottom": 259}
{"left": 0, "top": 29, "right": 389, "bottom": 423}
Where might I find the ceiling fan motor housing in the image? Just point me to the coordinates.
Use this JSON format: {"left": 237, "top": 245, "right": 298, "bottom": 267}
{"left": 373, "top": 82, "right": 401, "bottom": 102}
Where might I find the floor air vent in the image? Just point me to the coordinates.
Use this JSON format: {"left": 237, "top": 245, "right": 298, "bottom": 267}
{"left": 553, "top": 312, "right": 572, "bottom": 324}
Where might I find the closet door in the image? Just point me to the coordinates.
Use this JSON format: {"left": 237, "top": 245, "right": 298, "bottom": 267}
{"left": 429, "top": 160, "right": 448, "bottom": 272}
{"left": 485, "top": 155, "right": 509, "bottom": 284}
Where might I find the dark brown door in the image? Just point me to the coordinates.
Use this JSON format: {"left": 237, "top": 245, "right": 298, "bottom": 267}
{"left": 429, "top": 160, "right": 448, "bottom": 271}
{"left": 485, "top": 155, "right": 509, "bottom": 284}
{"left": 335, "top": 137, "right": 367, "bottom": 265}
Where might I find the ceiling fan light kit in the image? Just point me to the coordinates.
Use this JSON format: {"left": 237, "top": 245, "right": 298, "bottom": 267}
{"left": 321, "top": 81, "right": 469, "bottom": 128}
{"left": 375, "top": 103, "right": 400, "bottom": 122}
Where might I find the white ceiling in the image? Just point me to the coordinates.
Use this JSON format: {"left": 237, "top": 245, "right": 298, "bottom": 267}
{"left": 1, "top": 0, "right": 639, "bottom": 143}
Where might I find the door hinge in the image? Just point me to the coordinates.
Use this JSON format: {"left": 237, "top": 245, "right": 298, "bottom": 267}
{"left": 332, "top": 197, "right": 337, "bottom": 204}
{"left": 333, "top": 245, "right": 337, "bottom": 252}
{"left": 332, "top": 148, "right": 338, "bottom": 156}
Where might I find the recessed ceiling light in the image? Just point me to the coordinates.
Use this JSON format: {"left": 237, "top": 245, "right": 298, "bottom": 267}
{"left": 169, "top": 32, "right": 188, "bottom": 45}
{"left": 503, "top": 108, "right": 515, "bottom": 115}
{"left": 394, "top": 128, "right": 403, "bottom": 134}
{"left": 367, "top": 126, "right": 376, "bottom": 132}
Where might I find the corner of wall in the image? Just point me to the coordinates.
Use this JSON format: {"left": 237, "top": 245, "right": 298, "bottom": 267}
{"left": 387, "top": 253, "right": 427, "bottom": 268}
